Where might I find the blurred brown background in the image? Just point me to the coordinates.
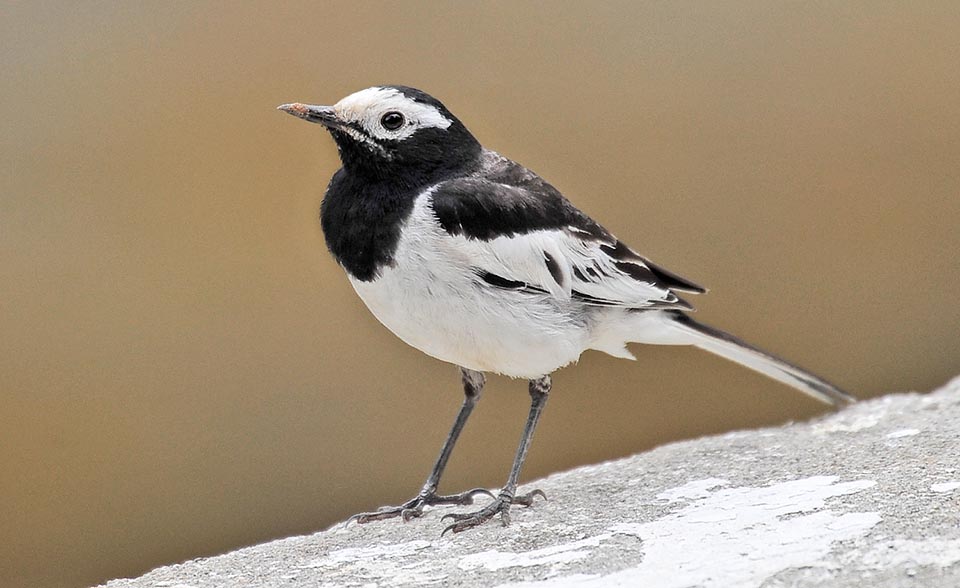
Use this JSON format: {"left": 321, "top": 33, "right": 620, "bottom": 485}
{"left": 2, "top": 2, "right": 959, "bottom": 587}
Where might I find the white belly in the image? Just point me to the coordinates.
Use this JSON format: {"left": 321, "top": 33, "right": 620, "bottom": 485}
{"left": 349, "top": 267, "right": 589, "bottom": 379}
{"left": 347, "top": 201, "right": 590, "bottom": 378}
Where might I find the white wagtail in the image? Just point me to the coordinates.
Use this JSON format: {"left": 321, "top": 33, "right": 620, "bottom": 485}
{"left": 278, "top": 86, "right": 854, "bottom": 534}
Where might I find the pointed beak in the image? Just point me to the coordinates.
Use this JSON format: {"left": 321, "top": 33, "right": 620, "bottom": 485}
{"left": 277, "top": 103, "right": 340, "bottom": 128}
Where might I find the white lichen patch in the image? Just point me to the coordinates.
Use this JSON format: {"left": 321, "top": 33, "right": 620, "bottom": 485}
{"left": 303, "top": 540, "right": 432, "bottom": 567}
{"left": 931, "top": 481, "right": 960, "bottom": 493}
{"left": 857, "top": 539, "right": 960, "bottom": 569}
{"left": 496, "top": 476, "right": 879, "bottom": 588}
{"left": 655, "top": 478, "right": 729, "bottom": 502}
{"left": 299, "top": 540, "right": 445, "bottom": 586}
{"left": 459, "top": 535, "right": 612, "bottom": 572}
{"left": 885, "top": 428, "right": 921, "bottom": 439}
{"left": 812, "top": 410, "right": 883, "bottom": 434}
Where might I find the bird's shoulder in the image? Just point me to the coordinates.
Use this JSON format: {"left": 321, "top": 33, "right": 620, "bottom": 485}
{"left": 428, "top": 150, "right": 610, "bottom": 242}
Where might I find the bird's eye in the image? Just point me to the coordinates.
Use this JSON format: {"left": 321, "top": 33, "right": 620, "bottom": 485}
{"left": 380, "top": 111, "right": 405, "bottom": 131}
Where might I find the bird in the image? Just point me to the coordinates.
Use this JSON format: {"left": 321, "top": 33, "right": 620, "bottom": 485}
{"left": 277, "top": 85, "right": 855, "bottom": 534}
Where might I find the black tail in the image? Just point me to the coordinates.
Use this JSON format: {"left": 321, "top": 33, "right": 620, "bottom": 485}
{"left": 670, "top": 314, "right": 855, "bottom": 407}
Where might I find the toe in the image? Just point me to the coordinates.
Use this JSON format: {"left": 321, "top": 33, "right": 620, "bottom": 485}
{"left": 432, "top": 487, "right": 496, "bottom": 506}
{"left": 513, "top": 488, "right": 547, "bottom": 506}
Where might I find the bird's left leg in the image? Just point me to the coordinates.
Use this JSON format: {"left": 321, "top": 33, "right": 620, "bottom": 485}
{"left": 348, "top": 368, "right": 494, "bottom": 524}
{"left": 442, "top": 375, "right": 550, "bottom": 534}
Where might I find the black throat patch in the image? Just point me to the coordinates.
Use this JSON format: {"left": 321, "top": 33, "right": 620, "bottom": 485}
{"left": 320, "top": 169, "right": 419, "bottom": 281}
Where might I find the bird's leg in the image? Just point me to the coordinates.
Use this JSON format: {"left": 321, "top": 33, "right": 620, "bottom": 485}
{"left": 348, "top": 368, "right": 494, "bottom": 524}
{"left": 442, "top": 375, "right": 550, "bottom": 534}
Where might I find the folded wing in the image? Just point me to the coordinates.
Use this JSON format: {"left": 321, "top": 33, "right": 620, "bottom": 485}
{"left": 428, "top": 157, "right": 704, "bottom": 311}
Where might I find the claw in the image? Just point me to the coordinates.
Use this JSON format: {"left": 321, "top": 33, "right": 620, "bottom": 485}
{"left": 400, "top": 506, "right": 424, "bottom": 522}
{"left": 344, "top": 513, "right": 365, "bottom": 526}
{"left": 345, "top": 488, "right": 498, "bottom": 526}
{"left": 440, "top": 512, "right": 465, "bottom": 523}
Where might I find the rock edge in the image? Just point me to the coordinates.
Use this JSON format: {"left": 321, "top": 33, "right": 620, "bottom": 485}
{"left": 101, "top": 376, "right": 960, "bottom": 588}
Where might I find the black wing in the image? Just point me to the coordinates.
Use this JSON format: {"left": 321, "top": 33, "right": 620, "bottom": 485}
{"left": 428, "top": 152, "right": 704, "bottom": 309}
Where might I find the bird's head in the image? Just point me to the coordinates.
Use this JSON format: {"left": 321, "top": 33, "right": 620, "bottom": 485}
{"left": 279, "top": 86, "right": 481, "bottom": 184}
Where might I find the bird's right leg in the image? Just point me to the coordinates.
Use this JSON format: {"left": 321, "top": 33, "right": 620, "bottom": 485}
{"left": 348, "top": 367, "right": 494, "bottom": 524}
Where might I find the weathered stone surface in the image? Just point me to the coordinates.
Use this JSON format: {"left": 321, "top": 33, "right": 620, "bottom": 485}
{"left": 100, "top": 376, "right": 960, "bottom": 588}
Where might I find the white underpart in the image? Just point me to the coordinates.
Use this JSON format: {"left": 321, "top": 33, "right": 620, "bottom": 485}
{"left": 334, "top": 86, "right": 452, "bottom": 142}
{"left": 349, "top": 187, "right": 590, "bottom": 377}
{"left": 348, "top": 181, "right": 694, "bottom": 378}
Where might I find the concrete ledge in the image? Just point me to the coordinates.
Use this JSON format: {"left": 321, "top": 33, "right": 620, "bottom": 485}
{"left": 100, "top": 376, "right": 960, "bottom": 587}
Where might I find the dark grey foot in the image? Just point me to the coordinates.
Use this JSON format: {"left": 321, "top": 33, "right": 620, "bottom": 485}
{"left": 347, "top": 487, "right": 496, "bottom": 524}
{"left": 441, "top": 489, "right": 547, "bottom": 535}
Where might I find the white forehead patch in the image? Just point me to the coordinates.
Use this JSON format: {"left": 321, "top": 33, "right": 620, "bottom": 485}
{"left": 333, "top": 87, "right": 452, "bottom": 143}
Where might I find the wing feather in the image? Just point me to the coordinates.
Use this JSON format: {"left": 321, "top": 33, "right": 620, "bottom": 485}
{"left": 428, "top": 155, "right": 702, "bottom": 311}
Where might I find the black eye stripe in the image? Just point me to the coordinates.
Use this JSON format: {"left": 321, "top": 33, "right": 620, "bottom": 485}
{"left": 380, "top": 111, "right": 405, "bottom": 131}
